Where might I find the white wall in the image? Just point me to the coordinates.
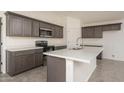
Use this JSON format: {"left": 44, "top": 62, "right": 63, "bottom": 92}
{"left": 0, "top": 11, "right": 67, "bottom": 73}
{"left": 66, "top": 17, "right": 81, "bottom": 48}
{"left": 82, "top": 20, "right": 124, "bottom": 61}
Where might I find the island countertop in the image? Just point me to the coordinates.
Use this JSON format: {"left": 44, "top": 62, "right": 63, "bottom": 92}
{"left": 43, "top": 46, "right": 104, "bottom": 63}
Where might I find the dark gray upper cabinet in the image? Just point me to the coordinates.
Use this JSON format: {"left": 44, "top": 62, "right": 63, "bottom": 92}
{"left": 86, "top": 27, "right": 94, "bottom": 38}
{"left": 94, "top": 26, "right": 103, "bottom": 38}
{"left": 6, "top": 11, "right": 63, "bottom": 38}
{"left": 102, "top": 23, "right": 121, "bottom": 31}
{"left": 82, "top": 26, "right": 102, "bottom": 38}
{"left": 53, "top": 26, "right": 59, "bottom": 38}
{"left": 6, "top": 14, "right": 32, "bottom": 37}
{"left": 82, "top": 27, "right": 88, "bottom": 38}
{"left": 82, "top": 23, "right": 121, "bottom": 38}
{"left": 54, "top": 25, "right": 63, "bottom": 38}
{"left": 23, "top": 18, "right": 32, "bottom": 37}
{"left": 6, "top": 14, "right": 23, "bottom": 36}
{"left": 40, "top": 22, "right": 52, "bottom": 30}
{"left": 32, "top": 20, "right": 40, "bottom": 37}
{"left": 58, "top": 26, "right": 63, "bottom": 38}
{"left": 82, "top": 27, "right": 95, "bottom": 38}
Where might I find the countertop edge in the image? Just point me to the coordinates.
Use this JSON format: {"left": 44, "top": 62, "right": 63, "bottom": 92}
{"left": 6, "top": 47, "right": 43, "bottom": 52}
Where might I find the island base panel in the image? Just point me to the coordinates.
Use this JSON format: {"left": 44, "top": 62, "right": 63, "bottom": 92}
{"left": 47, "top": 56, "right": 96, "bottom": 82}
{"left": 47, "top": 56, "right": 66, "bottom": 82}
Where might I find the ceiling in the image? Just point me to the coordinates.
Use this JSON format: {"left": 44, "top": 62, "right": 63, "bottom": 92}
{"left": 52, "top": 11, "right": 124, "bottom": 24}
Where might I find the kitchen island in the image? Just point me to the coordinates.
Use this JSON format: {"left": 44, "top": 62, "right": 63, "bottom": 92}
{"left": 43, "top": 46, "right": 103, "bottom": 82}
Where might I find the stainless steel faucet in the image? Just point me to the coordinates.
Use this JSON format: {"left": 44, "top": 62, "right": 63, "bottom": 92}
{"left": 76, "top": 37, "right": 83, "bottom": 48}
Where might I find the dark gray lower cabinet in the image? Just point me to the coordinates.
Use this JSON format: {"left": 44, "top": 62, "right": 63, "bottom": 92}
{"left": 14, "top": 54, "right": 35, "bottom": 74}
{"left": 47, "top": 56, "right": 66, "bottom": 82}
{"left": 6, "top": 49, "right": 43, "bottom": 76}
{"left": 35, "top": 53, "right": 43, "bottom": 67}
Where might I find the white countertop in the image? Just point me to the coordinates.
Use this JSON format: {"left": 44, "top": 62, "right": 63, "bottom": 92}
{"left": 7, "top": 47, "right": 43, "bottom": 51}
{"left": 43, "top": 46, "right": 104, "bottom": 63}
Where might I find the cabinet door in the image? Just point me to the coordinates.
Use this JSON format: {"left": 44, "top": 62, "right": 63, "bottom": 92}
{"left": 35, "top": 53, "right": 43, "bottom": 67}
{"left": 87, "top": 27, "right": 94, "bottom": 38}
{"left": 111, "top": 24, "right": 121, "bottom": 30}
{"left": 94, "top": 26, "right": 103, "bottom": 38}
{"left": 82, "top": 27, "right": 87, "bottom": 38}
{"left": 54, "top": 26, "right": 60, "bottom": 38}
{"left": 58, "top": 27, "right": 63, "bottom": 38}
{"left": 25, "top": 54, "right": 35, "bottom": 70}
{"left": 54, "top": 26, "right": 63, "bottom": 38}
{"left": 15, "top": 54, "right": 35, "bottom": 74}
{"left": 15, "top": 55, "right": 26, "bottom": 74}
{"left": 23, "top": 18, "right": 32, "bottom": 37}
{"left": 32, "top": 20, "right": 40, "bottom": 37}
{"left": 40, "top": 22, "right": 51, "bottom": 29}
{"left": 8, "top": 15, "right": 23, "bottom": 36}
{"left": 102, "top": 25, "right": 111, "bottom": 31}
{"left": 102, "top": 23, "right": 121, "bottom": 31}
{"left": 82, "top": 27, "right": 94, "bottom": 38}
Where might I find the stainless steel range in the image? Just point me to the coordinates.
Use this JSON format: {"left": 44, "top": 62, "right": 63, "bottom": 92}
{"left": 35, "top": 41, "right": 55, "bottom": 66}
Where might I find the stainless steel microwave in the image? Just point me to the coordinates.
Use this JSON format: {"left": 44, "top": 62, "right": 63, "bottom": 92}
{"left": 39, "top": 28, "right": 54, "bottom": 38}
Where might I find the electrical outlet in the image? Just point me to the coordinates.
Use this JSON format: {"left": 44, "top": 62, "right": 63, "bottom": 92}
{"left": 112, "top": 55, "right": 115, "bottom": 58}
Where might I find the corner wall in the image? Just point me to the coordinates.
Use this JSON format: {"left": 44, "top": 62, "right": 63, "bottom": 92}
{"left": 66, "top": 17, "right": 81, "bottom": 48}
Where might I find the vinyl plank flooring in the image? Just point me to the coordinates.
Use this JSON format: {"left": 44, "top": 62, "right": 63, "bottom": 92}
{"left": 0, "top": 66, "right": 47, "bottom": 82}
{"left": 0, "top": 59, "right": 124, "bottom": 82}
{"left": 89, "top": 59, "right": 124, "bottom": 82}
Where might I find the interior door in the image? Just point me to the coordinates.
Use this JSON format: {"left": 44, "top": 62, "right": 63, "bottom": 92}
{"left": 0, "top": 18, "right": 1, "bottom": 73}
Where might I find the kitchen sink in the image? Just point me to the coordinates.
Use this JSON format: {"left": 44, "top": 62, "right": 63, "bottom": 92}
{"left": 72, "top": 47, "right": 83, "bottom": 50}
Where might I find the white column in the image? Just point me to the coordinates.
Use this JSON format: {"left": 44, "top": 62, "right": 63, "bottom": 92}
{"left": 66, "top": 59, "right": 74, "bottom": 82}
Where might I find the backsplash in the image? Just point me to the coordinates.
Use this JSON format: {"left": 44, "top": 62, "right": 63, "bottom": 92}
{"left": 6, "top": 37, "right": 66, "bottom": 49}
{"left": 83, "top": 38, "right": 104, "bottom": 46}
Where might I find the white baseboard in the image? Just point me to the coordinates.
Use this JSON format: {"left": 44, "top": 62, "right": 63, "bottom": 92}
{"left": 84, "top": 65, "right": 97, "bottom": 82}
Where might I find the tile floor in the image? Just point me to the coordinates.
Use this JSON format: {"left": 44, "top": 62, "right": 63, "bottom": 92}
{"left": 0, "top": 59, "right": 124, "bottom": 82}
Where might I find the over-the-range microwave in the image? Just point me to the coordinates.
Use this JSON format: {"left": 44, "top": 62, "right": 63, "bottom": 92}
{"left": 39, "top": 28, "right": 54, "bottom": 38}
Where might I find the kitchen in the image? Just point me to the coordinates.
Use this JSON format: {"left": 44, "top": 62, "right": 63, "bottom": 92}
{"left": 0, "top": 11, "right": 124, "bottom": 82}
